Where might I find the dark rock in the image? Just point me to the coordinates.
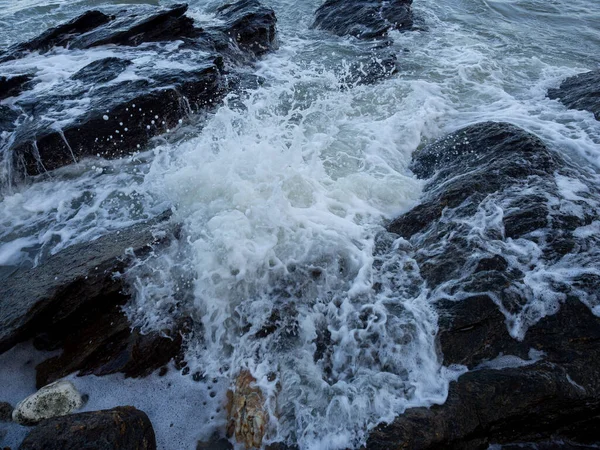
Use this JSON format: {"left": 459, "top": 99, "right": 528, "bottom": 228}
{"left": 0, "top": 75, "right": 34, "bottom": 100}
{"left": 0, "top": 402, "right": 13, "bottom": 422}
{"left": 71, "top": 57, "right": 132, "bottom": 84}
{"left": 215, "top": 0, "right": 277, "bottom": 56}
{"left": 12, "top": 62, "right": 225, "bottom": 175}
{"left": 369, "top": 299, "right": 600, "bottom": 449}
{"left": 18, "top": 406, "right": 156, "bottom": 450}
{"left": 371, "top": 121, "right": 600, "bottom": 449}
{"left": 3, "top": 1, "right": 278, "bottom": 178}
{"left": 387, "top": 122, "right": 599, "bottom": 322}
{"left": 1, "top": 211, "right": 190, "bottom": 388}
{"left": 548, "top": 69, "right": 600, "bottom": 120}
{"left": 34, "top": 312, "right": 190, "bottom": 389}
{"left": 0, "top": 212, "right": 175, "bottom": 354}
{"left": 2, "top": 5, "right": 195, "bottom": 60}
{"left": 313, "top": 0, "right": 413, "bottom": 40}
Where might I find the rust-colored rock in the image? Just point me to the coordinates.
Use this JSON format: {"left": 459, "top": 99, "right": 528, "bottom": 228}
{"left": 226, "top": 370, "right": 268, "bottom": 449}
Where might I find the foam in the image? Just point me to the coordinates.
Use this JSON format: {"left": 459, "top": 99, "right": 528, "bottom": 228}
{"left": 1, "top": 0, "right": 600, "bottom": 448}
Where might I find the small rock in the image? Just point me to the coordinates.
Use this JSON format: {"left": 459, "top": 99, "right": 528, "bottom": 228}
{"left": 548, "top": 69, "right": 600, "bottom": 121}
{"left": 12, "top": 380, "right": 83, "bottom": 425}
{"left": 18, "top": 406, "right": 156, "bottom": 450}
{"left": 226, "top": 370, "right": 268, "bottom": 449}
{"left": 0, "top": 401, "right": 13, "bottom": 422}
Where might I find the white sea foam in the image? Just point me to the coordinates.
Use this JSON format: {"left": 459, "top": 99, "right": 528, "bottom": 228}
{"left": 1, "top": 0, "right": 599, "bottom": 448}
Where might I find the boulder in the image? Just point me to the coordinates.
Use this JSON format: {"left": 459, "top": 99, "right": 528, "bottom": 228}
{"left": 11, "top": 62, "right": 225, "bottom": 175}
{"left": 370, "top": 122, "right": 600, "bottom": 448}
{"left": 548, "top": 69, "right": 600, "bottom": 120}
{"left": 18, "top": 406, "right": 156, "bottom": 450}
{"left": 0, "top": 212, "right": 174, "bottom": 352}
{"left": 12, "top": 381, "right": 84, "bottom": 426}
{"left": 0, "top": 5, "right": 195, "bottom": 60}
{"left": 215, "top": 0, "right": 278, "bottom": 57}
{"left": 1, "top": 0, "right": 278, "bottom": 177}
{"left": 312, "top": 0, "right": 413, "bottom": 40}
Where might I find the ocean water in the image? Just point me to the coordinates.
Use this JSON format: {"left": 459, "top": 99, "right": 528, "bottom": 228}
{"left": 0, "top": 0, "right": 599, "bottom": 448}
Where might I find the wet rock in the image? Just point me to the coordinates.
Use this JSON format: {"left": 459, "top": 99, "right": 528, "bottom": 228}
{"left": 2, "top": 1, "right": 278, "bottom": 177}
{"left": 0, "top": 402, "right": 13, "bottom": 422}
{"left": 34, "top": 312, "right": 190, "bottom": 389}
{"left": 70, "top": 57, "right": 132, "bottom": 84}
{"left": 1, "top": 5, "right": 194, "bottom": 60}
{"left": 0, "top": 75, "right": 34, "bottom": 100}
{"left": 313, "top": 0, "right": 413, "bottom": 40}
{"left": 226, "top": 370, "right": 268, "bottom": 449}
{"left": 215, "top": 0, "right": 278, "bottom": 57}
{"left": 12, "top": 380, "right": 84, "bottom": 425}
{"left": 387, "top": 122, "right": 599, "bottom": 321}
{"left": 0, "top": 105, "right": 18, "bottom": 134}
{"left": 368, "top": 298, "right": 600, "bottom": 449}
{"left": 0, "top": 212, "right": 175, "bottom": 354}
{"left": 12, "top": 62, "right": 225, "bottom": 175}
{"left": 373, "top": 122, "right": 600, "bottom": 448}
{"left": 548, "top": 69, "right": 600, "bottom": 120}
{"left": 18, "top": 406, "right": 156, "bottom": 450}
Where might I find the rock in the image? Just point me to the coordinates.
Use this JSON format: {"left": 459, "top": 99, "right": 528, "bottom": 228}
{"left": 0, "top": 75, "right": 34, "bottom": 100}
{"left": 2, "top": 1, "right": 278, "bottom": 178}
{"left": 0, "top": 212, "right": 175, "bottom": 354}
{"left": 1, "top": 5, "right": 194, "bottom": 60}
{"left": 313, "top": 0, "right": 413, "bottom": 40}
{"left": 0, "top": 402, "right": 13, "bottom": 422}
{"left": 387, "top": 122, "right": 599, "bottom": 327}
{"left": 0, "top": 105, "right": 19, "bottom": 134}
{"left": 18, "top": 406, "right": 156, "bottom": 450}
{"left": 34, "top": 315, "right": 190, "bottom": 389}
{"left": 226, "top": 370, "right": 268, "bottom": 449}
{"left": 70, "top": 57, "right": 132, "bottom": 84}
{"left": 11, "top": 62, "right": 226, "bottom": 175}
{"left": 0, "top": 211, "right": 190, "bottom": 389}
{"left": 548, "top": 69, "right": 600, "bottom": 120}
{"left": 215, "top": 0, "right": 278, "bottom": 57}
{"left": 372, "top": 122, "right": 600, "bottom": 448}
{"left": 12, "top": 380, "right": 84, "bottom": 425}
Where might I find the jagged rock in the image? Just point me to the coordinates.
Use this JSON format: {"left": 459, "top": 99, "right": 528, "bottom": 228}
{"left": 226, "top": 370, "right": 268, "bottom": 449}
{"left": 1, "top": 5, "right": 195, "bottom": 60}
{"left": 12, "top": 62, "right": 225, "bottom": 175}
{"left": 313, "top": 0, "right": 413, "bottom": 40}
{"left": 1, "top": 0, "right": 278, "bottom": 177}
{"left": 0, "top": 212, "right": 175, "bottom": 353}
{"left": 215, "top": 0, "right": 278, "bottom": 57}
{"left": 70, "top": 57, "right": 132, "bottom": 84}
{"left": 548, "top": 69, "right": 600, "bottom": 120}
{"left": 0, "top": 75, "right": 34, "bottom": 100}
{"left": 0, "top": 402, "right": 13, "bottom": 422}
{"left": 34, "top": 312, "right": 190, "bottom": 389}
{"left": 12, "top": 380, "right": 84, "bottom": 426}
{"left": 18, "top": 406, "right": 156, "bottom": 450}
{"left": 371, "top": 122, "right": 600, "bottom": 448}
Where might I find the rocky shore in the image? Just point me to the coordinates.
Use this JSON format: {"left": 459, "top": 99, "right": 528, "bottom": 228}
{"left": 1, "top": 0, "right": 599, "bottom": 449}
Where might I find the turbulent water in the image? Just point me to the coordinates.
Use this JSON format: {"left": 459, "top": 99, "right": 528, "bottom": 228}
{"left": 1, "top": 0, "right": 599, "bottom": 448}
